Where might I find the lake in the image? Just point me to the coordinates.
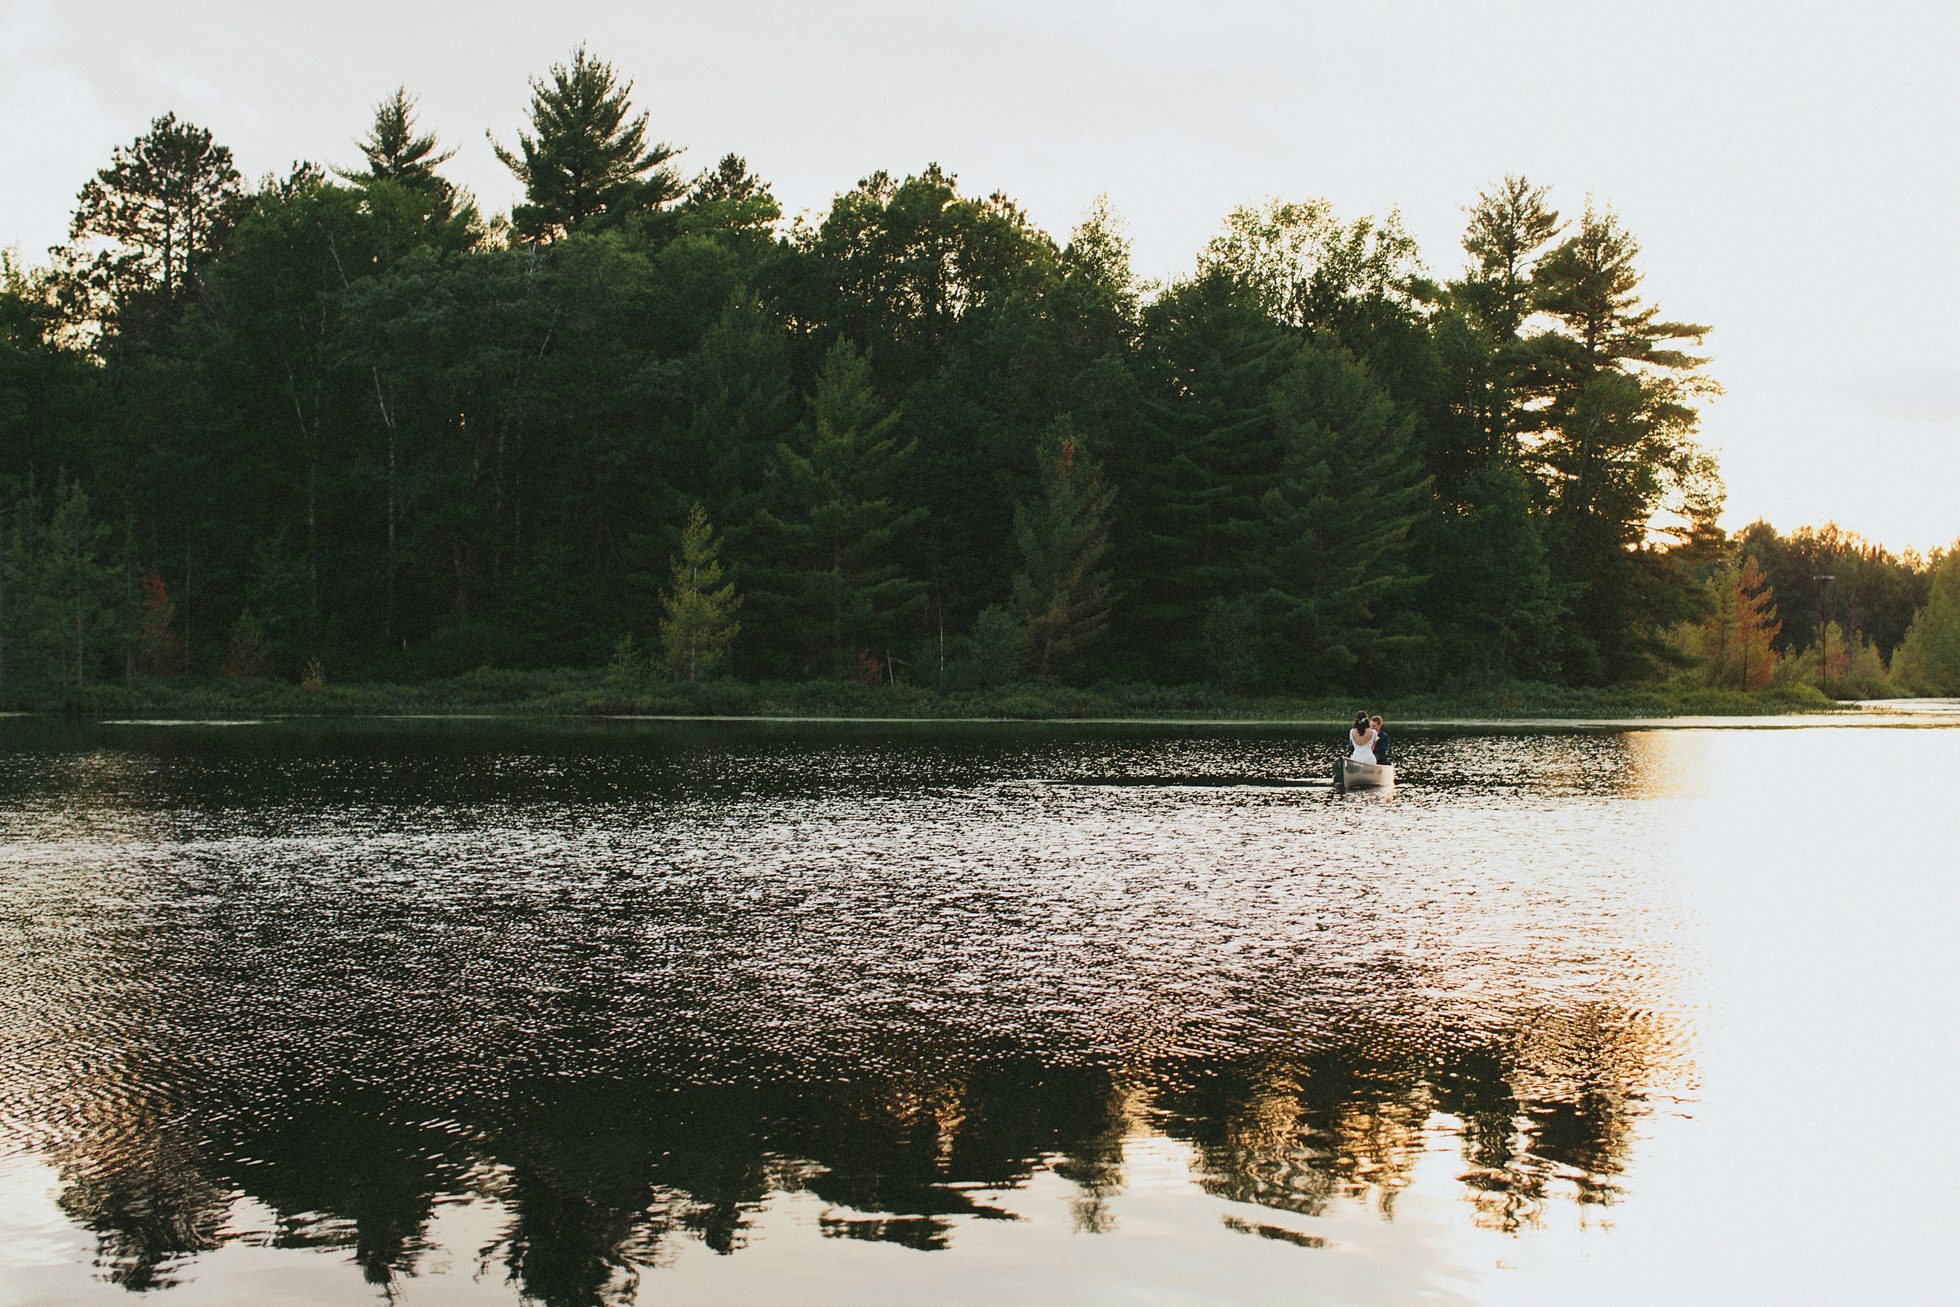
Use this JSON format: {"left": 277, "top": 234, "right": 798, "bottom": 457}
{"left": 1, "top": 713, "right": 1955, "bottom": 1305}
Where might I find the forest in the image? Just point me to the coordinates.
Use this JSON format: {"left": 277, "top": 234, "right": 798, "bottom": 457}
{"left": 3, "top": 47, "right": 1955, "bottom": 708}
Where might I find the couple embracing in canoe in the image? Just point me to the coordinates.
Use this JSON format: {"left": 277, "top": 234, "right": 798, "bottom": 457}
{"left": 1348, "top": 712, "right": 1390, "bottom": 765}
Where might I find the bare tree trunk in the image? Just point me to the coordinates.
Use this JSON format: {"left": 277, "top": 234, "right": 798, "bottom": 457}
{"left": 366, "top": 366, "right": 400, "bottom": 641}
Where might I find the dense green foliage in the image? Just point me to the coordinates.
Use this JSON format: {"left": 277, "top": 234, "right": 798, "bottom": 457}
{"left": 657, "top": 503, "right": 740, "bottom": 682}
{"left": 1, "top": 54, "right": 1948, "bottom": 707}
{"left": 1891, "top": 549, "right": 1960, "bottom": 694}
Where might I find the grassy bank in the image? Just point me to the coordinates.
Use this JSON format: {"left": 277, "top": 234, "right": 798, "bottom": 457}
{"left": 0, "top": 668, "right": 1846, "bottom": 722}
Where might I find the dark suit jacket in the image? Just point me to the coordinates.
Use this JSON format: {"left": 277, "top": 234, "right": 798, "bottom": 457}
{"left": 1373, "top": 730, "right": 1390, "bottom": 764}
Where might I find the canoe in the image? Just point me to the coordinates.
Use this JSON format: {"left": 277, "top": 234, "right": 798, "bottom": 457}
{"left": 1335, "top": 758, "right": 1395, "bottom": 791}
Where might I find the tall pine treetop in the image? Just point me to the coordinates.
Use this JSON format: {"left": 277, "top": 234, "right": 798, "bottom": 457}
{"left": 63, "top": 112, "right": 244, "bottom": 352}
{"left": 491, "top": 46, "right": 683, "bottom": 242}
{"left": 340, "top": 87, "right": 458, "bottom": 200}
{"left": 1458, "top": 175, "right": 1561, "bottom": 340}
{"left": 1533, "top": 202, "right": 1710, "bottom": 375}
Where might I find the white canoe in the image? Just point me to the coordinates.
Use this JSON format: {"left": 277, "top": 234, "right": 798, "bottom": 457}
{"left": 1336, "top": 759, "right": 1395, "bottom": 790}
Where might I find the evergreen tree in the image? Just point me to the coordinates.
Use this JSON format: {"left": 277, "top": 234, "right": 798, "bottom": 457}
{"left": 944, "top": 605, "right": 1029, "bottom": 689}
{"left": 1112, "top": 270, "right": 1294, "bottom": 681}
{"left": 338, "top": 87, "right": 459, "bottom": 209}
{"left": 1460, "top": 176, "right": 1563, "bottom": 343}
{"left": 659, "top": 503, "right": 741, "bottom": 682}
{"left": 1530, "top": 203, "right": 1716, "bottom": 681}
{"left": 62, "top": 112, "right": 245, "bottom": 355}
{"left": 336, "top": 87, "right": 477, "bottom": 256}
{"left": 1, "top": 256, "right": 93, "bottom": 493}
{"left": 2, "top": 480, "right": 121, "bottom": 686}
{"left": 1689, "top": 553, "right": 1741, "bottom": 681}
{"left": 1891, "top": 548, "right": 1960, "bottom": 694}
{"left": 678, "top": 154, "right": 782, "bottom": 259}
{"left": 1010, "top": 420, "right": 1115, "bottom": 682}
{"left": 746, "top": 340, "right": 926, "bottom": 677}
{"left": 1246, "top": 339, "right": 1432, "bottom": 693}
{"left": 491, "top": 46, "right": 683, "bottom": 242}
{"left": 1434, "top": 176, "right": 1563, "bottom": 484}
{"left": 1531, "top": 204, "right": 1712, "bottom": 498}
{"left": 221, "top": 608, "right": 270, "bottom": 678}
{"left": 1417, "top": 463, "right": 1562, "bottom": 683}
{"left": 691, "top": 291, "right": 795, "bottom": 516}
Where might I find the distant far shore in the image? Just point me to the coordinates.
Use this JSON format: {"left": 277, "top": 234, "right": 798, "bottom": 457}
{"left": 0, "top": 671, "right": 1893, "bottom": 724}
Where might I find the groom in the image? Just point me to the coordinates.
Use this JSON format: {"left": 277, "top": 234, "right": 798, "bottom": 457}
{"left": 1370, "top": 715, "right": 1390, "bottom": 765}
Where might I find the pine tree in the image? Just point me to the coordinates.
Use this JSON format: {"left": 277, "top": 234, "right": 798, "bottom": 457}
{"left": 1729, "top": 554, "right": 1781, "bottom": 690}
{"left": 1891, "top": 548, "right": 1960, "bottom": 694}
{"left": 692, "top": 291, "right": 794, "bottom": 515}
{"left": 1694, "top": 554, "right": 1742, "bottom": 681}
{"left": 3, "top": 480, "right": 121, "bottom": 686}
{"left": 221, "top": 609, "right": 270, "bottom": 679}
{"left": 746, "top": 340, "right": 926, "bottom": 678}
{"left": 1530, "top": 203, "right": 1716, "bottom": 681}
{"left": 62, "top": 113, "right": 245, "bottom": 354}
{"left": 1112, "top": 271, "right": 1294, "bottom": 680}
{"left": 1460, "top": 176, "right": 1563, "bottom": 344}
{"left": 1010, "top": 420, "right": 1116, "bottom": 681}
{"left": 1247, "top": 339, "right": 1431, "bottom": 693}
{"left": 338, "top": 87, "right": 458, "bottom": 204}
{"left": 658, "top": 503, "right": 741, "bottom": 682}
{"left": 1440, "top": 176, "right": 1563, "bottom": 476}
{"left": 335, "top": 87, "right": 476, "bottom": 253}
{"left": 679, "top": 154, "right": 782, "bottom": 250}
{"left": 1417, "top": 463, "right": 1562, "bottom": 683}
{"left": 491, "top": 46, "right": 683, "bottom": 242}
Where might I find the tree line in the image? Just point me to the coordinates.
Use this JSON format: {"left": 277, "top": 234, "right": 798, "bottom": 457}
{"left": 3, "top": 46, "right": 1955, "bottom": 699}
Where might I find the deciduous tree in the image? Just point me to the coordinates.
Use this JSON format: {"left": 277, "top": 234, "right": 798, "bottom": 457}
{"left": 136, "top": 568, "right": 182, "bottom": 675}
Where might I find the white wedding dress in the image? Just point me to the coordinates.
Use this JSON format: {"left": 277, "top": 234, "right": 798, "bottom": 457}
{"left": 1349, "top": 730, "right": 1377, "bottom": 764}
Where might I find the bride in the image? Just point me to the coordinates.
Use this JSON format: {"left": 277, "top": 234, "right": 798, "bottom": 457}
{"left": 1348, "top": 711, "right": 1379, "bottom": 764}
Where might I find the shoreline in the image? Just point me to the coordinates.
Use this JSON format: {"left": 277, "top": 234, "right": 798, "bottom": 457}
{"left": 10, "top": 704, "right": 1958, "bottom": 731}
{"left": 5, "top": 675, "right": 1951, "bottom": 728}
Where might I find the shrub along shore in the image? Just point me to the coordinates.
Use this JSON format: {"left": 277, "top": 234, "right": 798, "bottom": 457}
{"left": 0, "top": 670, "right": 1845, "bottom": 723}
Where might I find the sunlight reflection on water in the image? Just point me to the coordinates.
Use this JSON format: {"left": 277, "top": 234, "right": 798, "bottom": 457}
{"left": 0, "top": 717, "right": 1955, "bottom": 1305}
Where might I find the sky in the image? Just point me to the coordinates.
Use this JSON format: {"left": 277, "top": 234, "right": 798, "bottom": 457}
{"left": 4, "top": 0, "right": 1956, "bottom": 554}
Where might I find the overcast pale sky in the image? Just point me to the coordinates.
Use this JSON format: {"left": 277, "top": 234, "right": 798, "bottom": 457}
{"left": 4, "top": 0, "right": 1955, "bottom": 553}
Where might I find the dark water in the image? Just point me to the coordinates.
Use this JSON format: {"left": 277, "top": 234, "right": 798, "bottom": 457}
{"left": 1, "top": 715, "right": 1955, "bottom": 1305}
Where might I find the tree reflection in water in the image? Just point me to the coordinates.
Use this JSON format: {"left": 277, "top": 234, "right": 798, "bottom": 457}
{"left": 24, "top": 1014, "right": 1652, "bottom": 1303}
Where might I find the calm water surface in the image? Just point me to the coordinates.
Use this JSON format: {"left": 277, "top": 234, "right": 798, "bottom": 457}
{"left": 1, "top": 715, "right": 1955, "bottom": 1305}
